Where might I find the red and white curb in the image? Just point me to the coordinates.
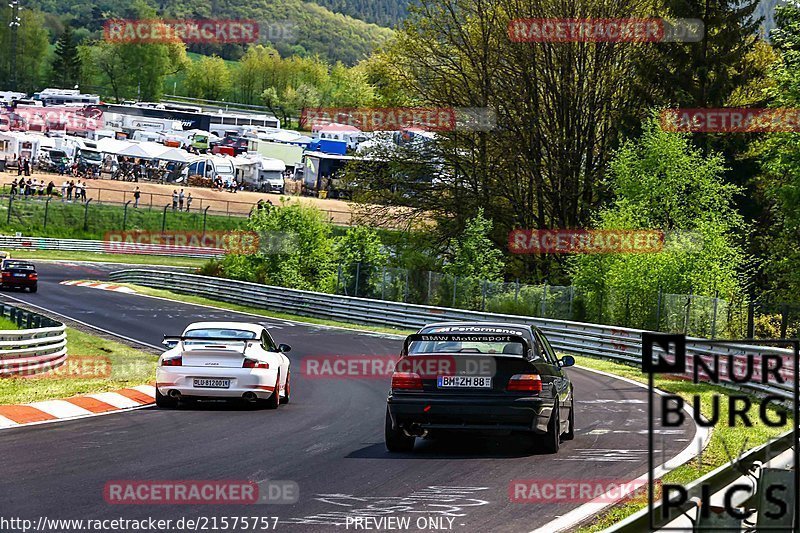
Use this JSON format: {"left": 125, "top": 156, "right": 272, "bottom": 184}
{"left": 0, "top": 384, "right": 155, "bottom": 429}
{"left": 60, "top": 280, "right": 136, "bottom": 293}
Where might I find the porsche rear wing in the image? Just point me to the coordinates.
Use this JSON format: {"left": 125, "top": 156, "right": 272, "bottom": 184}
{"left": 402, "top": 333, "right": 531, "bottom": 357}
{"left": 162, "top": 335, "right": 253, "bottom": 355}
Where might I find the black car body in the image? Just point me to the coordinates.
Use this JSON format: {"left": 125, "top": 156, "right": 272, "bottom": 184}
{"left": 385, "top": 322, "right": 574, "bottom": 453}
{"left": 0, "top": 260, "right": 37, "bottom": 292}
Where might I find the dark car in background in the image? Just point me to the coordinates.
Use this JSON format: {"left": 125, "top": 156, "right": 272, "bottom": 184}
{"left": 385, "top": 322, "right": 575, "bottom": 453}
{"left": 0, "top": 260, "right": 38, "bottom": 292}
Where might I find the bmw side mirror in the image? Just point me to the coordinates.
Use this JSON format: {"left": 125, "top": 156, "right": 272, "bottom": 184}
{"left": 278, "top": 343, "right": 292, "bottom": 353}
{"left": 559, "top": 355, "right": 575, "bottom": 368}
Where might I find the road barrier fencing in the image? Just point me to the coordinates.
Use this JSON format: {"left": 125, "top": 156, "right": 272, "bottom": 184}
{"left": 0, "top": 303, "right": 67, "bottom": 376}
{"left": 0, "top": 235, "right": 223, "bottom": 259}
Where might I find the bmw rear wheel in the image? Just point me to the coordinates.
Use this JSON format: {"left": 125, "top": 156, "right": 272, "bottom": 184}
{"left": 384, "top": 408, "right": 415, "bottom": 452}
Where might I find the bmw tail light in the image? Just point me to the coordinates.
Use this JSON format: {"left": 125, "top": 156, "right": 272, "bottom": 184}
{"left": 28, "top": 273, "right": 37, "bottom": 280}
{"left": 243, "top": 358, "right": 269, "bottom": 369}
{"left": 392, "top": 372, "right": 423, "bottom": 390}
{"left": 508, "top": 374, "right": 542, "bottom": 392}
{"left": 161, "top": 356, "right": 182, "bottom": 367}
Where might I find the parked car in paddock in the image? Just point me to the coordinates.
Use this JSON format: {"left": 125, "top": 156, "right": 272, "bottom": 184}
{"left": 385, "top": 322, "right": 575, "bottom": 453}
{"left": 0, "top": 260, "right": 37, "bottom": 293}
{"left": 156, "top": 322, "right": 291, "bottom": 408}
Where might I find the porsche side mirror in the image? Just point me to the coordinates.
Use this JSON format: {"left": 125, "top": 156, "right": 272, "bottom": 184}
{"left": 278, "top": 343, "right": 292, "bottom": 353}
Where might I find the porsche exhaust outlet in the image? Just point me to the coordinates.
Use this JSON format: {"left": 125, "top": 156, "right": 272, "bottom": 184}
{"left": 242, "top": 392, "right": 258, "bottom": 402}
{"left": 169, "top": 390, "right": 181, "bottom": 399}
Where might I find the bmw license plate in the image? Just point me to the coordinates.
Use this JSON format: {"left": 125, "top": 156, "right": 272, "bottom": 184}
{"left": 13, "top": 273, "right": 26, "bottom": 277}
{"left": 437, "top": 376, "right": 492, "bottom": 388}
{"left": 193, "top": 378, "right": 230, "bottom": 389}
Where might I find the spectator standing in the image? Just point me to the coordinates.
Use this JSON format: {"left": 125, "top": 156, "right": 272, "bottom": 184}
{"left": 172, "top": 189, "right": 178, "bottom": 210}
{"left": 67, "top": 181, "right": 74, "bottom": 201}
{"left": 75, "top": 181, "right": 83, "bottom": 202}
{"left": 9, "top": 178, "right": 17, "bottom": 196}
{"left": 23, "top": 158, "right": 30, "bottom": 176}
{"left": 133, "top": 187, "right": 141, "bottom": 208}
{"left": 178, "top": 188, "right": 185, "bottom": 210}
{"left": 46, "top": 181, "right": 54, "bottom": 196}
{"left": 17, "top": 159, "right": 22, "bottom": 176}
{"left": 61, "top": 180, "right": 68, "bottom": 200}
{"left": 185, "top": 192, "right": 192, "bottom": 212}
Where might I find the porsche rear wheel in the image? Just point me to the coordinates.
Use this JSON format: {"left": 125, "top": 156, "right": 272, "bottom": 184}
{"left": 280, "top": 372, "right": 290, "bottom": 404}
{"left": 265, "top": 372, "right": 280, "bottom": 410}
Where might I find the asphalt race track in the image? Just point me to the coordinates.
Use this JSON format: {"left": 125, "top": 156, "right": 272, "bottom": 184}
{"left": 0, "top": 262, "right": 696, "bottom": 532}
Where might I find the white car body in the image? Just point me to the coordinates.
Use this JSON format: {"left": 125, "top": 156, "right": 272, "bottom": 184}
{"left": 155, "top": 322, "right": 291, "bottom": 405}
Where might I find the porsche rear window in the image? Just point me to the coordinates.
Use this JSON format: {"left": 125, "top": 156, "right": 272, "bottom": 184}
{"left": 184, "top": 329, "right": 256, "bottom": 339}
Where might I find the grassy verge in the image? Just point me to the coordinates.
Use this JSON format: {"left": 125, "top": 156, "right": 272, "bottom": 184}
{"left": 93, "top": 280, "right": 416, "bottom": 337}
{"left": 8, "top": 250, "right": 207, "bottom": 268}
{"left": 0, "top": 193, "right": 244, "bottom": 239}
{"left": 573, "top": 355, "right": 791, "bottom": 532}
{"left": 0, "top": 316, "right": 20, "bottom": 330}
{"left": 0, "top": 327, "right": 157, "bottom": 404}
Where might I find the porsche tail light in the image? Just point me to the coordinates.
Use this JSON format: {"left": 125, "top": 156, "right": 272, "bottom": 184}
{"left": 161, "top": 356, "right": 182, "bottom": 367}
{"left": 508, "top": 374, "right": 542, "bottom": 392}
{"left": 392, "top": 372, "right": 423, "bottom": 390}
{"left": 243, "top": 358, "right": 269, "bottom": 369}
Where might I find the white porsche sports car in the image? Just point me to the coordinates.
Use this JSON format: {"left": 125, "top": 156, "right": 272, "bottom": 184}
{"left": 155, "top": 322, "right": 291, "bottom": 408}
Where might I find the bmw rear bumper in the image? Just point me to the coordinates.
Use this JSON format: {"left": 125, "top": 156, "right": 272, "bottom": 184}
{"left": 387, "top": 395, "right": 554, "bottom": 434}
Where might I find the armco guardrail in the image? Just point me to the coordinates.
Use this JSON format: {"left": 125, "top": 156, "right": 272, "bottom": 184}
{"left": 0, "top": 303, "right": 67, "bottom": 376}
{"left": 0, "top": 235, "right": 222, "bottom": 259}
{"left": 108, "top": 269, "right": 796, "bottom": 400}
{"left": 110, "top": 269, "right": 797, "bottom": 530}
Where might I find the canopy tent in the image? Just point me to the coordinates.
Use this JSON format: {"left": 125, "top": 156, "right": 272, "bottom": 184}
{"left": 117, "top": 141, "right": 170, "bottom": 159}
{"left": 95, "top": 137, "right": 134, "bottom": 155}
{"left": 156, "top": 147, "right": 192, "bottom": 163}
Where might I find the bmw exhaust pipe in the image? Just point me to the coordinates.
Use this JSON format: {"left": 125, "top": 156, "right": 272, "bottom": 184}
{"left": 169, "top": 390, "right": 181, "bottom": 399}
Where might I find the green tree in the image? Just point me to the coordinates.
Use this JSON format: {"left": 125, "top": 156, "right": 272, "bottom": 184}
{"left": 221, "top": 201, "right": 338, "bottom": 292}
{"left": 185, "top": 55, "right": 231, "bottom": 101}
{"left": 335, "top": 226, "right": 388, "bottom": 296}
{"left": 51, "top": 24, "right": 81, "bottom": 88}
{"left": 443, "top": 208, "right": 504, "bottom": 281}
{"left": 0, "top": 7, "right": 49, "bottom": 92}
{"left": 570, "top": 117, "right": 745, "bottom": 328}
{"left": 78, "top": 1, "right": 188, "bottom": 101}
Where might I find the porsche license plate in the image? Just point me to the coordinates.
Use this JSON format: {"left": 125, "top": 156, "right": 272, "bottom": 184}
{"left": 193, "top": 378, "right": 230, "bottom": 389}
{"left": 437, "top": 376, "right": 492, "bottom": 388}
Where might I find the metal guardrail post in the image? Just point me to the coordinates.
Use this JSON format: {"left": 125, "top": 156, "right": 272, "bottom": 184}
{"left": 83, "top": 198, "right": 92, "bottom": 231}
{"left": 43, "top": 197, "right": 52, "bottom": 229}
{"left": 202, "top": 206, "right": 210, "bottom": 237}
{"left": 162, "top": 204, "right": 169, "bottom": 232}
{"left": 122, "top": 200, "right": 131, "bottom": 231}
